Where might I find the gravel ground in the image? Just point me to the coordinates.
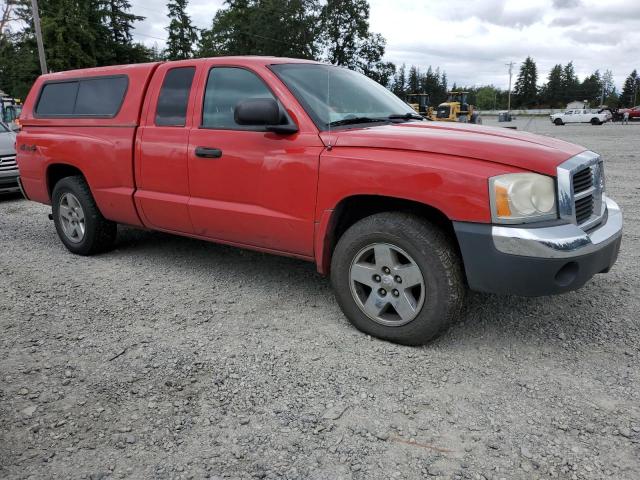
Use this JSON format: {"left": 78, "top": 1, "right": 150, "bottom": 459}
{"left": 1, "top": 118, "right": 639, "bottom": 480}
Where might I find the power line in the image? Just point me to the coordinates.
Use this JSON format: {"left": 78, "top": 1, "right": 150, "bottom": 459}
{"left": 133, "top": 31, "right": 167, "bottom": 42}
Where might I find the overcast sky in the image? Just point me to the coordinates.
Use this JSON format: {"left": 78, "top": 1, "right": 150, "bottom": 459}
{"left": 130, "top": 0, "right": 640, "bottom": 90}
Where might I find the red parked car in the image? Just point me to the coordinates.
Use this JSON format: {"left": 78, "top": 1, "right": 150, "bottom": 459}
{"left": 619, "top": 106, "right": 640, "bottom": 120}
{"left": 16, "top": 57, "right": 622, "bottom": 345}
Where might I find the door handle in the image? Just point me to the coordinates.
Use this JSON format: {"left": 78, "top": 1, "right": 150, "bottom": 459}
{"left": 195, "top": 147, "right": 223, "bottom": 159}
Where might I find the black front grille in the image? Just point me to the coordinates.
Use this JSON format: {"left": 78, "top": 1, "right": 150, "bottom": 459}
{"left": 0, "top": 154, "right": 17, "bottom": 171}
{"left": 575, "top": 195, "right": 594, "bottom": 224}
{"left": 573, "top": 167, "right": 593, "bottom": 193}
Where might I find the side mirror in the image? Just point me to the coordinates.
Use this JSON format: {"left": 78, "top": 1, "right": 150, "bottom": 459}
{"left": 234, "top": 98, "right": 298, "bottom": 134}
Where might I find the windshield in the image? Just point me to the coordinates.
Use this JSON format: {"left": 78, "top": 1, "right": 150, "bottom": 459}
{"left": 271, "top": 64, "right": 416, "bottom": 129}
{"left": 1, "top": 105, "right": 21, "bottom": 123}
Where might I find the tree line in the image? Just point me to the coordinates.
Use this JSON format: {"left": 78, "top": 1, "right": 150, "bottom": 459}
{"left": 509, "top": 56, "right": 638, "bottom": 109}
{"left": 390, "top": 57, "right": 639, "bottom": 111}
{"left": 0, "top": 0, "right": 394, "bottom": 99}
{"left": 1, "top": 0, "right": 638, "bottom": 109}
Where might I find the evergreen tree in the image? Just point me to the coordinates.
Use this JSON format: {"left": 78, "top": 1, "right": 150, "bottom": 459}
{"left": 166, "top": 0, "right": 197, "bottom": 60}
{"left": 578, "top": 70, "right": 602, "bottom": 106}
{"left": 0, "top": 0, "right": 153, "bottom": 98}
{"left": 541, "top": 64, "right": 563, "bottom": 107}
{"left": 561, "top": 61, "right": 579, "bottom": 103}
{"left": 391, "top": 63, "right": 406, "bottom": 97}
{"left": 198, "top": 0, "right": 319, "bottom": 59}
{"left": 620, "top": 70, "right": 639, "bottom": 107}
{"left": 0, "top": 30, "right": 40, "bottom": 98}
{"left": 438, "top": 70, "right": 447, "bottom": 104}
{"left": 39, "top": 0, "right": 99, "bottom": 72}
{"left": 102, "top": 0, "right": 149, "bottom": 64}
{"left": 513, "top": 56, "right": 538, "bottom": 108}
{"left": 420, "top": 66, "right": 437, "bottom": 97}
{"left": 407, "top": 65, "right": 419, "bottom": 93}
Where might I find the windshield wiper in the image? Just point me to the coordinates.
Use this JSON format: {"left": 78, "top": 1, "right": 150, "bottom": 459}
{"left": 327, "top": 117, "right": 388, "bottom": 127}
{"left": 387, "top": 113, "right": 425, "bottom": 121}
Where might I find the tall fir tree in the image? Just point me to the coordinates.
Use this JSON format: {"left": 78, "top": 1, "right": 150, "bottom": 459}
{"left": 101, "top": 0, "right": 149, "bottom": 64}
{"left": 391, "top": 63, "right": 406, "bottom": 97}
{"left": 439, "top": 70, "right": 447, "bottom": 103}
{"left": 198, "top": 0, "right": 319, "bottom": 59}
{"left": 561, "top": 61, "right": 579, "bottom": 103}
{"left": 620, "top": 70, "right": 638, "bottom": 107}
{"left": 513, "top": 56, "right": 538, "bottom": 108}
{"left": 541, "top": 64, "right": 563, "bottom": 107}
{"left": 166, "top": 0, "right": 197, "bottom": 60}
{"left": 407, "top": 65, "right": 420, "bottom": 93}
{"left": 39, "top": 0, "right": 99, "bottom": 72}
{"left": 578, "top": 70, "right": 602, "bottom": 106}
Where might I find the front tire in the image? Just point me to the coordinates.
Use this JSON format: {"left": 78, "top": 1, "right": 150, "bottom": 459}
{"left": 554, "top": 118, "right": 563, "bottom": 126}
{"left": 52, "top": 176, "right": 117, "bottom": 255}
{"left": 330, "top": 213, "right": 464, "bottom": 345}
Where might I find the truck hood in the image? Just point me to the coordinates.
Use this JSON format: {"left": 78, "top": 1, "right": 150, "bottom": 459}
{"left": 320, "top": 121, "right": 585, "bottom": 176}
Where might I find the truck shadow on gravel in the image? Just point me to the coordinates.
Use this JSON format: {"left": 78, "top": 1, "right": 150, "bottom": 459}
{"left": 0, "top": 192, "right": 24, "bottom": 202}
{"left": 108, "top": 225, "right": 630, "bottom": 349}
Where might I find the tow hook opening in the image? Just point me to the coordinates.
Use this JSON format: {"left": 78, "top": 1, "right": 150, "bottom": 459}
{"left": 555, "top": 261, "right": 579, "bottom": 287}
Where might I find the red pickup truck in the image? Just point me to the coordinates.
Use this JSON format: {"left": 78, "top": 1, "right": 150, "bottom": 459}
{"left": 619, "top": 106, "right": 640, "bottom": 120}
{"left": 16, "top": 57, "right": 622, "bottom": 345}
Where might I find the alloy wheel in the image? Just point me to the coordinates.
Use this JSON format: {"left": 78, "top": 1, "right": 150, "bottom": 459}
{"left": 349, "top": 243, "right": 426, "bottom": 327}
{"left": 58, "top": 192, "right": 86, "bottom": 243}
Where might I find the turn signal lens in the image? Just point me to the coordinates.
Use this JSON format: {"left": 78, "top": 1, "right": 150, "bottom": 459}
{"left": 490, "top": 173, "right": 557, "bottom": 224}
{"left": 495, "top": 185, "right": 511, "bottom": 217}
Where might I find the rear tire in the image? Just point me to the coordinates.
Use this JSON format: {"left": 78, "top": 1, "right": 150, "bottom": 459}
{"left": 52, "top": 176, "right": 117, "bottom": 255}
{"left": 554, "top": 118, "right": 563, "bottom": 126}
{"left": 591, "top": 118, "right": 601, "bottom": 125}
{"left": 330, "top": 213, "right": 464, "bottom": 345}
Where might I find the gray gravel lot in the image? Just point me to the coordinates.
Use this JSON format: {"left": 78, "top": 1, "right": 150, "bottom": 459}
{"left": 1, "top": 118, "right": 639, "bottom": 479}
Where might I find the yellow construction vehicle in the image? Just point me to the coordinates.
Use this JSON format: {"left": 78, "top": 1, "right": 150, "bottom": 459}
{"left": 431, "top": 91, "right": 482, "bottom": 124}
{"left": 406, "top": 93, "right": 433, "bottom": 118}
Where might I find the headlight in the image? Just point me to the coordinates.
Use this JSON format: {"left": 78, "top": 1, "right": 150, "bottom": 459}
{"left": 489, "top": 173, "right": 557, "bottom": 224}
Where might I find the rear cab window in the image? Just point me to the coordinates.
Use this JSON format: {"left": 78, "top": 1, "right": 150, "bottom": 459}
{"left": 155, "top": 67, "right": 196, "bottom": 127}
{"left": 35, "top": 76, "right": 128, "bottom": 117}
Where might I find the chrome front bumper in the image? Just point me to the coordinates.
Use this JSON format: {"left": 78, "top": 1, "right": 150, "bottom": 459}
{"left": 492, "top": 197, "right": 622, "bottom": 259}
{"left": 454, "top": 197, "right": 622, "bottom": 296}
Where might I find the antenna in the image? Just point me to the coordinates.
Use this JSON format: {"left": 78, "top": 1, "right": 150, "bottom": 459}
{"left": 326, "top": 65, "right": 332, "bottom": 150}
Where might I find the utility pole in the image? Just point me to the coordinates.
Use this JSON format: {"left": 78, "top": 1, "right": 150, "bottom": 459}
{"left": 31, "top": 0, "right": 47, "bottom": 74}
{"left": 506, "top": 61, "right": 515, "bottom": 113}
